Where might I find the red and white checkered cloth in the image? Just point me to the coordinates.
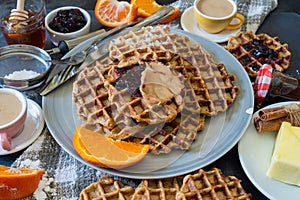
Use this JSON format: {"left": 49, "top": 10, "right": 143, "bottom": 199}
{"left": 254, "top": 64, "right": 273, "bottom": 102}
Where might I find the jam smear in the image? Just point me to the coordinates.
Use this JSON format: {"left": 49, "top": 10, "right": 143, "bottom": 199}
{"left": 113, "top": 64, "right": 146, "bottom": 98}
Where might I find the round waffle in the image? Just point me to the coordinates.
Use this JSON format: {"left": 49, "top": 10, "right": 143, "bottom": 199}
{"left": 72, "top": 26, "right": 239, "bottom": 154}
{"left": 226, "top": 31, "right": 291, "bottom": 80}
{"left": 73, "top": 50, "right": 201, "bottom": 154}
{"left": 79, "top": 176, "right": 135, "bottom": 200}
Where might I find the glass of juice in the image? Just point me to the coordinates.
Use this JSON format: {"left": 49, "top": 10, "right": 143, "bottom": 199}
{"left": 0, "top": 0, "right": 46, "bottom": 49}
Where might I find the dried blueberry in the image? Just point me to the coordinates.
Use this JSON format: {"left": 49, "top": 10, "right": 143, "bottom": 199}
{"left": 49, "top": 8, "right": 87, "bottom": 33}
{"left": 242, "top": 43, "right": 253, "bottom": 51}
{"left": 249, "top": 63, "right": 261, "bottom": 72}
{"left": 240, "top": 56, "right": 252, "bottom": 65}
{"left": 252, "top": 39, "right": 264, "bottom": 46}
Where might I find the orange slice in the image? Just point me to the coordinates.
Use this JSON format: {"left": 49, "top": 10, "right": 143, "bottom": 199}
{"left": 130, "top": 0, "right": 180, "bottom": 24}
{"left": 94, "top": 0, "right": 138, "bottom": 27}
{"left": 0, "top": 165, "right": 45, "bottom": 200}
{"left": 73, "top": 126, "right": 150, "bottom": 169}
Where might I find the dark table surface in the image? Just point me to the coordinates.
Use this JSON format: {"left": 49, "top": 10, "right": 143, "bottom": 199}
{"left": 0, "top": 0, "right": 299, "bottom": 199}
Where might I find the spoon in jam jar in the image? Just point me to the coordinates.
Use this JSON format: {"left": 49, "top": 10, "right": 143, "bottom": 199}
{"left": 8, "top": 0, "right": 28, "bottom": 28}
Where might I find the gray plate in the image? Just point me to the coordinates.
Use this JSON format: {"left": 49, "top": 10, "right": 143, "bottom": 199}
{"left": 42, "top": 28, "right": 254, "bottom": 179}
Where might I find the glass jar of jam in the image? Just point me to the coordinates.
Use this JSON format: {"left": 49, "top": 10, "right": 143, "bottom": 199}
{"left": 0, "top": 0, "right": 46, "bottom": 49}
{"left": 254, "top": 64, "right": 300, "bottom": 109}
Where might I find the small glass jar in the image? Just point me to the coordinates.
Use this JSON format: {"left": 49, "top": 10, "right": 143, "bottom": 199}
{"left": 266, "top": 71, "right": 300, "bottom": 101}
{"left": 0, "top": 0, "right": 46, "bottom": 49}
{"left": 254, "top": 68, "right": 300, "bottom": 109}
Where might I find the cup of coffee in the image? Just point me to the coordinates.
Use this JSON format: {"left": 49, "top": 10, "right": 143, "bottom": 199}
{"left": 194, "top": 0, "right": 244, "bottom": 34}
{"left": 0, "top": 88, "right": 27, "bottom": 151}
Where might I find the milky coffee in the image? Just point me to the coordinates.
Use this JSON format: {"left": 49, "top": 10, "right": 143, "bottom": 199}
{"left": 197, "top": 0, "right": 233, "bottom": 18}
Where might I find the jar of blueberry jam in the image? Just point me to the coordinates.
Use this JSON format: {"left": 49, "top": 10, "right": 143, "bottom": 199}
{"left": 254, "top": 65, "right": 300, "bottom": 109}
{"left": 48, "top": 9, "right": 87, "bottom": 33}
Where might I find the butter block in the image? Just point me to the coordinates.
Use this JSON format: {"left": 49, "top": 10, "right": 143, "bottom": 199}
{"left": 267, "top": 122, "right": 300, "bottom": 186}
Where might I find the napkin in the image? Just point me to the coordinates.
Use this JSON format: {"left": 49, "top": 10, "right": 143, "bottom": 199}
{"left": 13, "top": 0, "right": 278, "bottom": 199}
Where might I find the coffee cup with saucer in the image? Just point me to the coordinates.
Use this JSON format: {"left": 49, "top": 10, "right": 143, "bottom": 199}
{"left": 0, "top": 88, "right": 44, "bottom": 154}
{"left": 181, "top": 0, "right": 244, "bottom": 43}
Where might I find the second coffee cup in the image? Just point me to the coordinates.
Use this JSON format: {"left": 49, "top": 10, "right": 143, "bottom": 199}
{"left": 194, "top": 0, "right": 244, "bottom": 34}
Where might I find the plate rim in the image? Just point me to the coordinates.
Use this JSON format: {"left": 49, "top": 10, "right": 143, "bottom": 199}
{"left": 43, "top": 27, "right": 254, "bottom": 179}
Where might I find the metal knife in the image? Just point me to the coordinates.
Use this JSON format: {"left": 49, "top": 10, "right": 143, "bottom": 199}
{"left": 40, "top": 6, "right": 176, "bottom": 96}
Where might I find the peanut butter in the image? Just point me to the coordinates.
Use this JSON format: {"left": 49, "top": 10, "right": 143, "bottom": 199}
{"left": 140, "top": 62, "right": 184, "bottom": 106}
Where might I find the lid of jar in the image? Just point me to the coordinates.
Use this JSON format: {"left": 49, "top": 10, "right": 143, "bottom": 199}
{"left": 254, "top": 64, "right": 273, "bottom": 103}
{"left": 0, "top": 44, "right": 51, "bottom": 90}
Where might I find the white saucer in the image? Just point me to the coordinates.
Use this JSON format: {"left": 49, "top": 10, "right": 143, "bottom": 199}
{"left": 0, "top": 99, "right": 44, "bottom": 155}
{"left": 180, "top": 7, "right": 241, "bottom": 43}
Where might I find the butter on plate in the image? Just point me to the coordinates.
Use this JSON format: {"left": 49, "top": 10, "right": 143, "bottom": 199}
{"left": 267, "top": 122, "right": 300, "bottom": 186}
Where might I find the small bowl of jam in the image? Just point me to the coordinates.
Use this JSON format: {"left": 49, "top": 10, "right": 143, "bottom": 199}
{"left": 45, "top": 6, "right": 91, "bottom": 46}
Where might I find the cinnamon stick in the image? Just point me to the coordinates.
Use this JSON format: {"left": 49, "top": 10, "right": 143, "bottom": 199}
{"left": 254, "top": 116, "right": 290, "bottom": 133}
{"left": 258, "top": 106, "right": 288, "bottom": 121}
{"left": 254, "top": 103, "right": 300, "bottom": 133}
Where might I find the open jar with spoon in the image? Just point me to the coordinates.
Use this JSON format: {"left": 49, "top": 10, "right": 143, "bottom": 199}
{"left": 0, "top": 0, "right": 46, "bottom": 48}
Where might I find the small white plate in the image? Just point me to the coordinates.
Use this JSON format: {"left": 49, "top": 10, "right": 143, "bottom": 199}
{"left": 180, "top": 7, "right": 241, "bottom": 43}
{"left": 0, "top": 99, "right": 44, "bottom": 155}
{"left": 238, "top": 101, "right": 300, "bottom": 200}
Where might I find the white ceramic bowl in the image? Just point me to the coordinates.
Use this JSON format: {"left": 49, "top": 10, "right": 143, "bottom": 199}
{"left": 45, "top": 6, "right": 91, "bottom": 46}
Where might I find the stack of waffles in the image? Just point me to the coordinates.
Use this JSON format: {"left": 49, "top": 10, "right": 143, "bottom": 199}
{"left": 226, "top": 31, "right": 291, "bottom": 81}
{"left": 73, "top": 26, "right": 239, "bottom": 154}
{"left": 79, "top": 168, "right": 252, "bottom": 200}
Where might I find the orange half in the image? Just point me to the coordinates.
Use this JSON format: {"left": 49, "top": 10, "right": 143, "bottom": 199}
{"left": 0, "top": 165, "right": 45, "bottom": 200}
{"left": 73, "top": 126, "right": 150, "bottom": 169}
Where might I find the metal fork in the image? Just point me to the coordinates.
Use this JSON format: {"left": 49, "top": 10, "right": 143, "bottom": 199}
{"left": 39, "top": 36, "right": 111, "bottom": 95}
{"left": 49, "top": 64, "right": 78, "bottom": 86}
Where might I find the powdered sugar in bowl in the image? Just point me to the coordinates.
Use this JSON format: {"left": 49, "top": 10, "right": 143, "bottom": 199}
{"left": 0, "top": 44, "right": 51, "bottom": 90}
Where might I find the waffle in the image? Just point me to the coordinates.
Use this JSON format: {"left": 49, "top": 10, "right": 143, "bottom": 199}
{"left": 80, "top": 168, "right": 252, "bottom": 200}
{"left": 226, "top": 31, "right": 291, "bottom": 80}
{"left": 132, "top": 176, "right": 184, "bottom": 200}
{"left": 179, "top": 168, "right": 252, "bottom": 200}
{"left": 110, "top": 26, "right": 239, "bottom": 116}
{"left": 73, "top": 26, "right": 239, "bottom": 154}
{"left": 79, "top": 176, "right": 135, "bottom": 200}
{"left": 73, "top": 50, "right": 202, "bottom": 154}
{"left": 106, "top": 59, "right": 188, "bottom": 125}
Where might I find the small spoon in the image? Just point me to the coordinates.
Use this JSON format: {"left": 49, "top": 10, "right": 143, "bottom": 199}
{"left": 9, "top": 0, "right": 29, "bottom": 27}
